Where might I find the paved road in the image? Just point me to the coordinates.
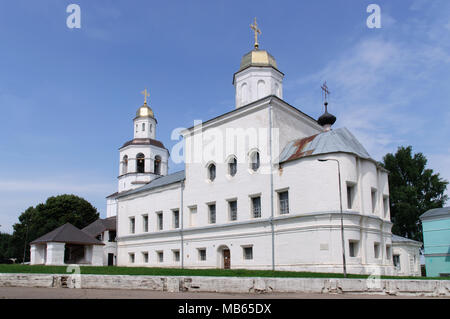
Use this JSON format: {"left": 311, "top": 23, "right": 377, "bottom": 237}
{"left": 0, "top": 287, "right": 448, "bottom": 299}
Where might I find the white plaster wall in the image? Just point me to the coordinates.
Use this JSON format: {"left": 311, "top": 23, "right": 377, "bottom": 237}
{"left": 392, "top": 243, "right": 421, "bottom": 276}
{"left": 234, "top": 67, "right": 283, "bottom": 108}
{"left": 46, "top": 242, "right": 65, "bottom": 265}
{"left": 30, "top": 244, "right": 46, "bottom": 265}
{"left": 133, "top": 117, "right": 156, "bottom": 139}
{"left": 106, "top": 198, "right": 117, "bottom": 218}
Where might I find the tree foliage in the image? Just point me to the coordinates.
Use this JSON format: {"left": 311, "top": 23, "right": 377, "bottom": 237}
{"left": 7, "top": 194, "right": 99, "bottom": 262}
{"left": 381, "top": 146, "right": 448, "bottom": 242}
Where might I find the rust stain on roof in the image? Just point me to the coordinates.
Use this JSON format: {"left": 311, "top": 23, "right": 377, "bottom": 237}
{"left": 286, "top": 134, "right": 318, "bottom": 162}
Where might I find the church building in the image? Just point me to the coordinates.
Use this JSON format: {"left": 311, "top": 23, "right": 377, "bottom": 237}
{"left": 31, "top": 20, "right": 421, "bottom": 276}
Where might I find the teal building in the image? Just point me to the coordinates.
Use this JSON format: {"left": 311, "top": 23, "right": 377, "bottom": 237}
{"left": 420, "top": 207, "right": 450, "bottom": 277}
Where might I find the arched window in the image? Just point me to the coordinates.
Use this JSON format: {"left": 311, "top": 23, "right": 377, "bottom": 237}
{"left": 208, "top": 163, "right": 216, "bottom": 181}
{"left": 228, "top": 156, "right": 237, "bottom": 177}
{"left": 154, "top": 155, "right": 161, "bottom": 175}
{"left": 136, "top": 153, "right": 145, "bottom": 173}
{"left": 250, "top": 151, "right": 260, "bottom": 172}
{"left": 241, "top": 82, "right": 248, "bottom": 104}
{"left": 122, "top": 155, "right": 128, "bottom": 174}
{"left": 257, "top": 80, "right": 265, "bottom": 99}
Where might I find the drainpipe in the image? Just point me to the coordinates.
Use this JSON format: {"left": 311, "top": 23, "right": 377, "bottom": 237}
{"left": 269, "top": 103, "right": 275, "bottom": 271}
{"left": 180, "top": 180, "right": 185, "bottom": 269}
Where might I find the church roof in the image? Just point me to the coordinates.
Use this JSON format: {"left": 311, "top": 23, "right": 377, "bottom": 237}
{"left": 392, "top": 234, "right": 422, "bottom": 245}
{"left": 30, "top": 223, "right": 104, "bottom": 246}
{"left": 82, "top": 216, "right": 116, "bottom": 237}
{"left": 120, "top": 138, "right": 166, "bottom": 150}
{"left": 279, "top": 127, "right": 374, "bottom": 164}
{"left": 116, "top": 170, "right": 185, "bottom": 199}
{"left": 420, "top": 207, "right": 450, "bottom": 221}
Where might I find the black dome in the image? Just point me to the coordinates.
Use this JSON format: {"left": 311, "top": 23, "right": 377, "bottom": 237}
{"left": 317, "top": 102, "right": 336, "bottom": 127}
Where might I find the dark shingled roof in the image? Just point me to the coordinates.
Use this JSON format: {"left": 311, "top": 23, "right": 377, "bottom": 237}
{"left": 120, "top": 138, "right": 166, "bottom": 150}
{"left": 82, "top": 216, "right": 117, "bottom": 237}
{"left": 30, "top": 223, "right": 104, "bottom": 246}
{"left": 420, "top": 207, "right": 450, "bottom": 221}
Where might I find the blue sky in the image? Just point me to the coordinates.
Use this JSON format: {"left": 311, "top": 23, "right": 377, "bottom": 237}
{"left": 0, "top": 0, "right": 449, "bottom": 233}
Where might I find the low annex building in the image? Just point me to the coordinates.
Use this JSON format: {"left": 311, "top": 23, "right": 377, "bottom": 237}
{"left": 30, "top": 217, "right": 117, "bottom": 266}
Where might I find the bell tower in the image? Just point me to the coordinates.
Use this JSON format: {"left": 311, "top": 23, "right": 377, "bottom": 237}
{"left": 117, "top": 89, "right": 169, "bottom": 193}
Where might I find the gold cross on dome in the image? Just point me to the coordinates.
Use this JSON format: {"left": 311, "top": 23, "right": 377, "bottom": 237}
{"left": 141, "top": 88, "right": 150, "bottom": 104}
{"left": 250, "top": 17, "right": 261, "bottom": 50}
{"left": 321, "top": 82, "right": 330, "bottom": 102}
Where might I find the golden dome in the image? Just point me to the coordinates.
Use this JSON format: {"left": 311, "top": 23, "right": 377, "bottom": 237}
{"left": 239, "top": 49, "right": 278, "bottom": 71}
{"left": 136, "top": 102, "right": 154, "bottom": 118}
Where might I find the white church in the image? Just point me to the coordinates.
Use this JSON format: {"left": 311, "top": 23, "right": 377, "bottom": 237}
{"left": 31, "top": 21, "right": 421, "bottom": 276}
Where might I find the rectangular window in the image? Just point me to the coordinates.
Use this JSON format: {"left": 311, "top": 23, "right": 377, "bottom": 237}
{"left": 349, "top": 240, "right": 359, "bottom": 257}
{"left": 129, "top": 217, "right": 135, "bottom": 234}
{"left": 198, "top": 248, "right": 206, "bottom": 261}
{"left": 173, "top": 250, "right": 180, "bottom": 262}
{"left": 374, "top": 242, "right": 380, "bottom": 259}
{"left": 108, "top": 230, "right": 116, "bottom": 242}
{"left": 129, "top": 253, "right": 135, "bottom": 263}
{"left": 142, "top": 252, "right": 149, "bottom": 263}
{"left": 278, "top": 191, "right": 289, "bottom": 215}
{"left": 156, "top": 212, "right": 163, "bottom": 230}
{"left": 208, "top": 204, "right": 216, "bottom": 224}
{"left": 143, "top": 215, "right": 148, "bottom": 232}
{"left": 347, "top": 183, "right": 355, "bottom": 209}
{"left": 393, "top": 255, "right": 400, "bottom": 269}
{"left": 251, "top": 196, "right": 261, "bottom": 218}
{"left": 383, "top": 196, "right": 389, "bottom": 217}
{"left": 173, "top": 209, "right": 180, "bottom": 229}
{"left": 371, "top": 188, "right": 377, "bottom": 214}
{"left": 157, "top": 251, "right": 163, "bottom": 263}
{"left": 229, "top": 200, "right": 237, "bottom": 221}
{"left": 243, "top": 247, "right": 253, "bottom": 260}
{"left": 189, "top": 206, "right": 197, "bottom": 226}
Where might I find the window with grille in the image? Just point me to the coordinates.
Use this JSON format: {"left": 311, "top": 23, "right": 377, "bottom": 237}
{"left": 173, "top": 210, "right": 179, "bottom": 229}
{"left": 278, "top": 191, "right": 289, "bottom": 215}
{"left": 208, "top": 204, "right": 216, "bottom": 224}
{"left": 243, "top": 247, "right": 253, "bottom": 260}
{"left": 143, "top": 215, "right": 148, "bottom": 232}
{"left": 229, "top": 200, "right": 237, "bottom": 221}
{"left": 198, "top": 249, "right": 206, "bottom": 261}
{"left": 157, "top": 212, "right": 163, "bottom": 230}
{"left": 252, "top": 196, "right": 261, "bottom": 218}
{"left": 129, "top": 217, "right": 135, "bottom": 234}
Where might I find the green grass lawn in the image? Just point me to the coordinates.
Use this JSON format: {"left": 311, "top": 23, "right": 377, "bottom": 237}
{"left": 0, "top": 264, "right": 447, "bottom": 280}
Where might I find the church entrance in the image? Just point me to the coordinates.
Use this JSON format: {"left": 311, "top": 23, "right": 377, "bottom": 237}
{"left": 217, "top": 245, "right": 231, "bottom": 269}
{"left": 223, "top": 249, "right": 230, "bottom": 269}
{"left": 108, "top": 253, "right": 114, "bottom": 266}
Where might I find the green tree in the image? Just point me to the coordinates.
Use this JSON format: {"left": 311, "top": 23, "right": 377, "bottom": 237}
{"left": 10, "top": 194, "right": 99, "bottom": 262}
{"left": 0, "top": 232, "right": 13, "bottom": 263}
{"left": 381, "top": 146, "right": 448, "bottom": 242}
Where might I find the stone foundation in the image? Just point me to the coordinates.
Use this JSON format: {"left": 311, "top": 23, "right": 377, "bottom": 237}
{"left": 0, "top": 273, "right": 448, "bottom": 297}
